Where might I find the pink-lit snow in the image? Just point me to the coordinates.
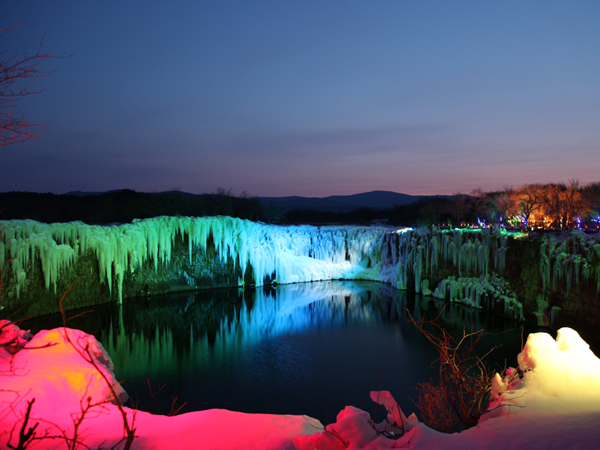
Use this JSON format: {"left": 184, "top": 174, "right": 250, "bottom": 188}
{"left": 1, "top": 322, "right": 600, "bottom": 449}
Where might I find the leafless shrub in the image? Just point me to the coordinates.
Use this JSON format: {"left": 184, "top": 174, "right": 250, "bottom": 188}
{"left": 413, "top": 380, "right": 455, "bottom": 433}
{"left": 408, "top": 309, "right": 498, "bottom": 433}
{"left": 145, "top": 380, "right": 188, "bottom": 416}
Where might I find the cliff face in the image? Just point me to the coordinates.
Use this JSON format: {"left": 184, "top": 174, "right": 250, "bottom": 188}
{"left": 1, "top": 217, "right": 599, "bottom": 333}
{"left": 0, "top": 217, "right": 397, "bottom": 318}
{"left": 513, "top": 231, "right": 600, "bottom": 334}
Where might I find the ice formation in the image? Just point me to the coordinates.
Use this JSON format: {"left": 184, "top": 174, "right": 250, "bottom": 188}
{"left": 540, "top": 230, "right": 600, "bottom": 296}
{"left": 0, "top": 217, "right": 531, "bottom": 319}
{"left": 392, "top": 227, "right": 523, "bottom": 319}
{"left": 393, "top": 227, "right": 509, "bottom": 293}
{"left": 0, "top": 217, "right": 399, "bottom": 301}
{"left": 432, "top": 274, "right": 521, "bottom": 317}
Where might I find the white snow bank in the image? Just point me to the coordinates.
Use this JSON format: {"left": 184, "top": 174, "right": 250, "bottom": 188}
{"left": 0, "top": 325, "right": 320, "bottom": 449}
{"left": 517, "top": 327, "right": 600, "bottom": 398}
{"left": 0, "top": 327, "right": 127, "bottom": 418}
{"left": 2, "top": 324, "right": 600, "bottom": 449}
{"left": 0, "top": 319, "right": 33, "bottom": 356}
{"left": 132, "top": 409, "right": 321, "bottom": 450}
{"left": 294, "top": 327, "right": 600, "bottom": 449}
{"left": 293, "top": 391, "right": 417, "bottom": 450}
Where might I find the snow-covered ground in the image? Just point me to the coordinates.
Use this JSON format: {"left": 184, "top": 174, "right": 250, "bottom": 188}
{"left": 2, "top": 320, "right": 600, "bottom": 449}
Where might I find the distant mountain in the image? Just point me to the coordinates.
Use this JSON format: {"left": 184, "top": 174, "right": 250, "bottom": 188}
{"left": 64, "top": 189, "right": 123, "bottom": 196}
{"left": 59, "top": 189, "right": 431, "bottom": 215}
{"left": 259, "top": 190, "right": 425, "bottom": 213}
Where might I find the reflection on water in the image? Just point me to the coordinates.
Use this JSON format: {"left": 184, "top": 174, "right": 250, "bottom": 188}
{"left": 27, "top": 281, "right": 526, "bottom": 424}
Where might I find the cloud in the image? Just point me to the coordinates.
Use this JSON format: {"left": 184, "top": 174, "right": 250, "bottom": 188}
{"left": 210, "top": 123, "right": 452, "bottom": 159}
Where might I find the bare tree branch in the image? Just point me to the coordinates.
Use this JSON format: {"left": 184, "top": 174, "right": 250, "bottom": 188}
{"left": 0, "top": 25, "right": 70, "bottom": 147}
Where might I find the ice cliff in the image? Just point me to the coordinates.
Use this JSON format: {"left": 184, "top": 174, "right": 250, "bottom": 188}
{"left": 0, "top": 216, "right": 397, "bottom": 300}
{"left": 0, "top": 216, "right": 558, "bottom": 321}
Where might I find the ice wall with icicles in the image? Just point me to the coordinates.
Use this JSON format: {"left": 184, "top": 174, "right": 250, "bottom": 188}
{"left": 539, "top": 230, "right": 600, "bottom": 297}
{"left": 0, "top": 217, "right": 402, "bottom": 302}
{"left": 1, "top": 217, "right": 528, "bottom": 320}
{"left": 391, "top": 226, "right": 523, "bottom": 319}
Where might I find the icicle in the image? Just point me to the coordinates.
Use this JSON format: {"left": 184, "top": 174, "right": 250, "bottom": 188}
{"left": 414, "top": 244, "right": 423, "bottom": 293}
{"left": 421, "top": 279, "right": 430, "bottom": 295}
{"left": 0, "top": 217, "right": 558, "bottom": 320}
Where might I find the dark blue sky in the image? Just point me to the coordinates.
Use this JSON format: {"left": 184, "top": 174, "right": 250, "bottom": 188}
{"left": 3, "top": 1, "right": 599, "bottom": 197}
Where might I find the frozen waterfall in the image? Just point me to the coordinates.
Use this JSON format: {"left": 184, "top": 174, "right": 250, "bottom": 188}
{"left": 0, "top": 216, "right": 526, "bottom": 320}
{"left": 0, "top": 217, "right": 403, "bottom": 300}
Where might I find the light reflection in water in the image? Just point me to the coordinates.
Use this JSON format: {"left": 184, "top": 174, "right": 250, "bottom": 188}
{"left": 28, "top": 281, "right": 526, "bottom": 424}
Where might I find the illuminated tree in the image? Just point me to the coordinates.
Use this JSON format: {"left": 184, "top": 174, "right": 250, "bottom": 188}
{"left": 517, "top": 184, "right": 544, "bottom": 228}
{"left": 0, "top": 25, "right": 63, "bottom": 147}
{"left": 496, "top": 186, "right": 520, "bottom": 226}
{"left": 561, "top": 179, "right": 586, "bottom": 229}
{"left": 540, "top": 183, "right": 566, "bottom": 229}
{"left": 581, "top": 182, "right": 600, "bottom": 223}
{"left": 539, "top": 180, "right": 591, "bottom": 229}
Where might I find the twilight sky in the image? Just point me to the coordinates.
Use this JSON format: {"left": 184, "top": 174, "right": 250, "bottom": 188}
{"left": 2, "top": 1, "right": 599, "bottom": 197}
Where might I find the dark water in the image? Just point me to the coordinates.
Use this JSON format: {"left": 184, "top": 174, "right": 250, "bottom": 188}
{"left": 27, "top": 281, "right": 532, "bottom": 425}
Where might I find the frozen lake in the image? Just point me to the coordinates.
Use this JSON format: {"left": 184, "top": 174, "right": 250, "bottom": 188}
{"left": 27, "top": 280, "right": 528, "bottom": 424}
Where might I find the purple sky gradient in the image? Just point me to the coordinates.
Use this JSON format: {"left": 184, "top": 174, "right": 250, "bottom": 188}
{"left": 2, "top": 1, "right": 599, "bottom": 197}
